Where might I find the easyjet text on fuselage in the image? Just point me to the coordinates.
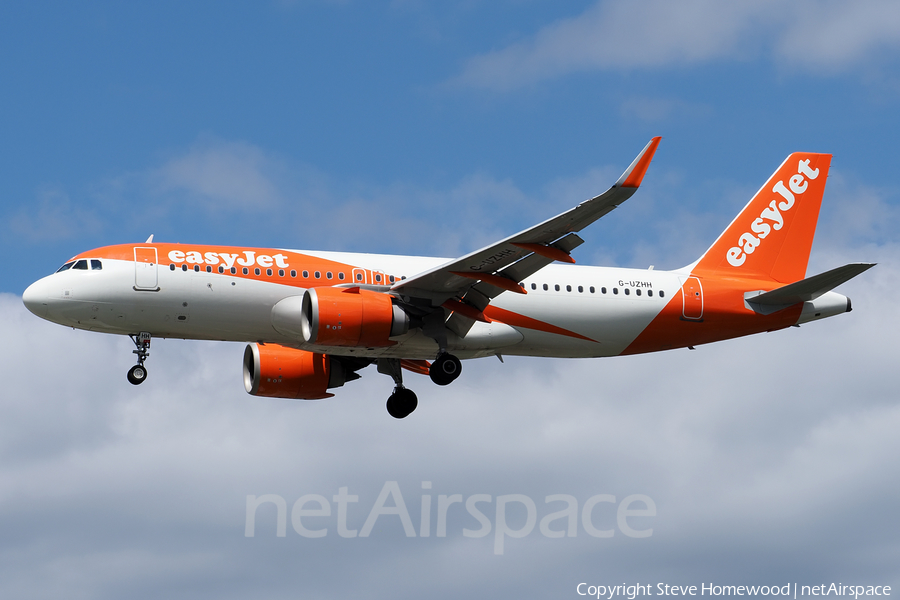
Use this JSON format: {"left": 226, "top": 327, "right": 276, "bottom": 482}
{"left": 167, "top": 249, "right": 291, "bottom": 270}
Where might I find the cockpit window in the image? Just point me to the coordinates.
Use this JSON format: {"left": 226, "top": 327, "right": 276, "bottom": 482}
{"left": 90, "top": 259, "right": 102, "bottom": 271}
{"left": 56, "top": 261, "right": 75, "bottom": 273}
{"left": 72, "top": 260, "right": 88, "bottom": 270}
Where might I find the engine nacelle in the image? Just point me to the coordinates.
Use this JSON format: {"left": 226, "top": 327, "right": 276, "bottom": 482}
{"left": 243, "top": 343, "right": 351, "bottom": 400}
{"left": 272, "top": 287, "right": 408, "bottom": 348}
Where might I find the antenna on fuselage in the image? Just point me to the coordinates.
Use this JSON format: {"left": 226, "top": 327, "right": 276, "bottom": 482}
{"left": 145, "top": 234, "right": 154, "bottom": 243}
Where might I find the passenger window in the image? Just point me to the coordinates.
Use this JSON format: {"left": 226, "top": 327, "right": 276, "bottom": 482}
{"left": 375, "top": 274, "right": 382, "bottom": 283}
{"left": 314, "top": 271, "right": 321, "bottom": 279}
{"left": 243, "top": 267, "right": 249, "bottom": 275}
{"left": 590, "top": 286, "right": 596, "bottom": 293}
{"left": 648, "top": 290, "right": 653, "bottom": 297}
{"left": 279, "top": 269, "right": 285, "bottom": 277}
{"left": 194, "top": 265, "right": 200, "bottom": 272}
{"left": 91, "top": 260, "right": 102, "bottom": 270}
{"left": 341, "top": 273, "right": 346, "bottom": 281}
{"left": 601, "top": 287, "right": 607, "bottom": 294}
{"left": 73, "top": 260, "right": 88, "bottom": 270}
{"left": 327, "top": 272, "right": 333, "bottom": 280}
{"left": 387, "top": 275, "right": 393, "bottom": 283}
{"left": 636, "top": 289, "right": 641, "bottom": 296}
{"left": 566, "top": 285, "right": 572, "bottom": 292}
{"left": 182, "top": 265, "right": 188, "bottom": 272}
{"left": 219, "top": 266, "right": 225, "bottom": 274}
{"left": 624, "top": 288, "right": 630, "bottom": 295}
{"left": 231, "top": 267, "right": 236, "bottom": 274}
{"left": 56, "top": 261, "right": 75, "bottom": 272}
{"left": 255, "top": 268, "right": 261, "bottom": 276}
{"left": 266, "top": 269, "right": 273, "bottom": 276}
{"left": 578, "top": 286, "right": 583, "bottom": 293}
{"left": 206, "top": 266, "right": 212, "bottom": 273}
{"left": 531, "top": 283, "right": 537, "bottom": 290}
{"left": 554, "top": 284, "right": 560, "bottom": 291}
{"left": 303, "top": 270, "right": 310, "bottom": 278}
{"left": 613, "top": 288, "right": 618, "bottom": 295}
{"left": 660, "top": 290, "right": 665, "bottom": 298}
{"left": 543, "top": 284, "right": 548, "bottom": 291}
{"left": 169, "top": 264, "right": 175, "bottom": 271}
{"left": 356, "top": 273, "right": 363, "bottom": 281}
{"left": 291, "top": 270, "right": 297, "bottom": 278}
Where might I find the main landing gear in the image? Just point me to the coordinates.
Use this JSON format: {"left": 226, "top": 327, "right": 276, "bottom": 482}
{"left": 378, "top": 359, "right": 418, "bottom": 419}
{"left": 429, "top": 352, "right": 462, "bottom": 386}
{"left": 378, "top": 352, "right": 462, "bottom": 419}
{"left": 387, "top": 387, "right": 418, "bottom": 420}
{"left": 127, "top": 332, "right": 151, "bottom": 385}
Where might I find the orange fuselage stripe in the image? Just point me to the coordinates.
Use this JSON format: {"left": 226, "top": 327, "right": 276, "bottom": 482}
{"left": 483, "top": 306, "right": 598, "bottom": 343}
{"left": 74, "top": 243, "right": 402, "bottom": 289}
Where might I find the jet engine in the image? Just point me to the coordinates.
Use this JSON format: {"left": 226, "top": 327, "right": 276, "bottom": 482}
{"left": 243, "top": 343, "right": 357, "bottom": 399}
{"left": 271, "top": 287, "right": 409, "bottom": 348}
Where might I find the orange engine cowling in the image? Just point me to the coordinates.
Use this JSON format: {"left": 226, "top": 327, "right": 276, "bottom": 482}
{"left": 243, "top": 343, "right": 353, "bottom": 399}
{"left": 297, "top": 287, "right": 409, "bottom": 347}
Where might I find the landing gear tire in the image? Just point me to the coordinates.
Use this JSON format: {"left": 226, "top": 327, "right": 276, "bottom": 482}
{"left": 128, "top": 332, "right": 152, "bottom": 386}
{"left": 386, "top": 387, "right": 418, "bottom": 419}
{"left": 430, "top": 353, "right": 461, "bottom": 386}
{"left": 127, "top": 364, "right": 148, "bottom": 385}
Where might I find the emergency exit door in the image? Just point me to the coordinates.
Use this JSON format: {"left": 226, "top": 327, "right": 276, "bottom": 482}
{"left": 681, "top": 276, "right": 703, "bottom": 320}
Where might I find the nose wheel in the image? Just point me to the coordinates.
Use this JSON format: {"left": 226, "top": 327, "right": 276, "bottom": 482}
{"left": 128, "top": 332, "right": 151, "bottom": 385}
{"left": 127, "top": 364, "right": 148, "bottom": 385}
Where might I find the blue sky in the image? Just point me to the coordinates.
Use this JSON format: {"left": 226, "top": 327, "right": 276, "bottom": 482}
{"left": 2, "top": 2, "right": 900, "bottom": 598}
{"left": 4, "top": 1, "right": 899, "bottom": 288}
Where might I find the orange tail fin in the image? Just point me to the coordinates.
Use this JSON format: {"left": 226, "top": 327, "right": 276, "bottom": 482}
{"left": 692, "top": 153, "right": 832, "bottom": 283}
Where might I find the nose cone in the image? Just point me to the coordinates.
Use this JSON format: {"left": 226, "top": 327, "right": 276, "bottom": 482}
{"left": 22, "top": 279, "right": 49, "bottom": 318}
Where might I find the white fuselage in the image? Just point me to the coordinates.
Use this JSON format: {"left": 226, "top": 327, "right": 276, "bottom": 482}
{"left": 23, "top": 249, "right": 684, "bottom": 360}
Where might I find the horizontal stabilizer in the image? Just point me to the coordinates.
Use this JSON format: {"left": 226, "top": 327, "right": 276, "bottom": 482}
{"left": 747, "top": 263, "right": 876, "bottom": 307}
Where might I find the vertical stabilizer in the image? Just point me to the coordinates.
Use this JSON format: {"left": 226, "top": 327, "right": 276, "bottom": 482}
{"left": 692, "top": 153, "right": 832, "bottom": 283}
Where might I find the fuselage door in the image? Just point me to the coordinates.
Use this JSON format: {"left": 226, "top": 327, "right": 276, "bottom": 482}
{"left": 681, "top": 276, "right": 703, "bottom": 320}
{"left": 351, "top": 268, "right": 367, "bottom": 285}
{"left": 134, "top": 247, "right": 159, "bottom": 291}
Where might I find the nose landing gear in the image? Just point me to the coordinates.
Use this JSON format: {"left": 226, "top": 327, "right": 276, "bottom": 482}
{"left": 127, "top": 332, "right": 151, "bottom": 385}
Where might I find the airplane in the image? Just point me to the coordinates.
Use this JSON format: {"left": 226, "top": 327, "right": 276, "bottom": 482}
{"left": 22, "top": 138, "right": 874, "bottom": 418}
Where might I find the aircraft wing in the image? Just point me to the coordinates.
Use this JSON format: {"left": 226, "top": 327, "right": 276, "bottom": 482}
{"left": 391, "top": 137, "right": 662, "bottom": 317}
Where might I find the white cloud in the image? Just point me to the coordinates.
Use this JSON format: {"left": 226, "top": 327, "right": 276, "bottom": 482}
{"left": 776, "top": 1, "right": 900, "bottom": 72}
{"left": 454, "top": 0, "right": 900, "bottom": 90}
{"left": 151, "top": 137, "right": 290, "bottom": 211}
